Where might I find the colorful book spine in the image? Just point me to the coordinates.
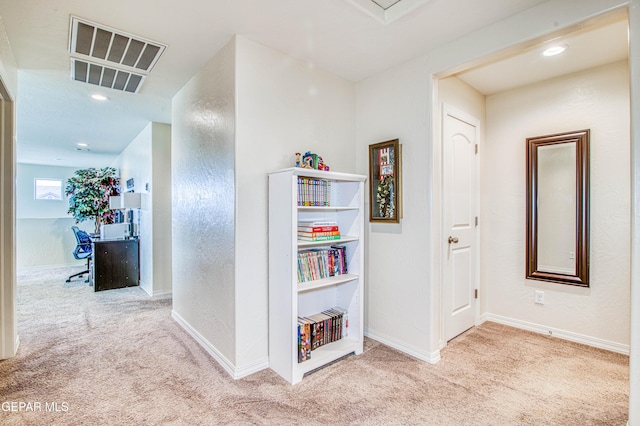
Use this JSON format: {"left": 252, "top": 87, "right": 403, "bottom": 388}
{"left": 298, "top": 231, "right": 340, "bottom": 237}
{"left": 297, "top": 318, "right": 311, "bottom": 363}
{"left": 297, "top": 307, "right": 347, "bottom": 360}
{"left": 298, "top": 235, "right": 341, "bottom": 241}
{"left": 297, "top": 178, "right": 331, "bottom": 206}
{"left": 297, "top": 246, "right": 347, "bottom": 283}
{"left": 297, "top": 225, "right": 339, "bottom": 232}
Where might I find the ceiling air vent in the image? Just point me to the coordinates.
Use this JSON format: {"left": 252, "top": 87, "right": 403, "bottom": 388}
{"left": 71, "top": 58, "right": 145, "bottom": 93}
{"left": 68, "top": 16, "right": 166, "bottom": 92}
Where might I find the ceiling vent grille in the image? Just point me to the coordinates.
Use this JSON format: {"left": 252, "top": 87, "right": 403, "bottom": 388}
{"left": 71, "top": 58, "right": 145, "bottom": 93}
{"left": 68, "top": 16, "right": 166, "bottom": 92}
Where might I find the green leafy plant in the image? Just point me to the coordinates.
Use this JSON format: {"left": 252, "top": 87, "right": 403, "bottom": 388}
{"left": 65, "top": 167, "right": 120, "bottom": 233}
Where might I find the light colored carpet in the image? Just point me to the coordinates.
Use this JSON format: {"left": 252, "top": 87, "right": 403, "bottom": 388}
{"left": 0, "top": 266, "right": 629, "bottom": 425}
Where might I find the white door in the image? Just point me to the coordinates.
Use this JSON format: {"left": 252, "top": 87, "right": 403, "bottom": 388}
{"left": 442, "top": 104, "right": 479, "bottom": 341}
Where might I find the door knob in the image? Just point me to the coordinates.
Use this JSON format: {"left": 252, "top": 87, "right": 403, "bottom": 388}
{"left": 448, "top": 236, "right": 459, "bottom": 244}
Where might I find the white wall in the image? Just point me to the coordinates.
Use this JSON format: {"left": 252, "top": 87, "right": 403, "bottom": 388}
{"left": 16, "top": 163, "right": 93, "bottom": 268}
{"left": 355, "top": 0, "right": 631, "bottom": 363}
{"left": 171, "top": 36, "right": 357, "bottom": 377}
{"left": 115, "top": 125, "right": 151, "bottom": 291}
{"left": 113, "top": 122, "right": 172, "bottom": 296}
{"left": 356, "top": 54, "right": 436, "bottom": 360}
{"left": 150, "top": 123, "right": 172, "bottom": 295}
{"left": 172, "top": 39, "right": 238, "bottom": 370}
{"left": 235, "top": 36, "right": 356, "bottom": 371}
{"left": 483, "top": 61, "right": 630, "bottom": 349}
{"left": 628, "top": 1, "right": 640, "bottom": 419}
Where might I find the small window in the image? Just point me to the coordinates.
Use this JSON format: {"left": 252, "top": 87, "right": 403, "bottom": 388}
{"left": 35, "top": 178, "right": 63, "bottom": 200}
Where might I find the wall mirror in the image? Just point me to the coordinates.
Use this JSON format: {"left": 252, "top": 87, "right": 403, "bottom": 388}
{"left": 526, "top": 129, "right": 589, "bottom": 287}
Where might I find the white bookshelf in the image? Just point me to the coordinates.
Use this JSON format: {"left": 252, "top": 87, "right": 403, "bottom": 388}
{"left": 268, "top": 167, "right": 366, "bottom": 384}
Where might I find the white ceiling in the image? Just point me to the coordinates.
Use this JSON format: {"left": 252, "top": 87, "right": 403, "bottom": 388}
{"left": 456, "top": 15, "right": 629, "bottom": 95}
{"left": 0, "top": 0, "right": 627, "bottom": 168}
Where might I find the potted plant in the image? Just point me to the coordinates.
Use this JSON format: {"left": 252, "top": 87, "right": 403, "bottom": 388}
{"left": 65, "top": 167, "right": 120, "bottom": 234}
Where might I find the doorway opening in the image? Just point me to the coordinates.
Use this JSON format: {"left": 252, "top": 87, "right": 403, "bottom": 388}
{"left": 434, "top": 11, "right": 630, "bottom": 350}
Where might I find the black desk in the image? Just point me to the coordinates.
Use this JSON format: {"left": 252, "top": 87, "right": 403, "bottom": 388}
{"left": 91, "top": 239, "right": 139, "bottom": 292}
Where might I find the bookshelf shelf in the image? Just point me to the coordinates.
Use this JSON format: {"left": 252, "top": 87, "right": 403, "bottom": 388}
{"left": 298, "top": 206, "right": 359, "bottom": 212}
{"left": 269, "top": 167, "right": 366, "bottom": 384}
{"left": 297, "top": 274, "right": 359, "bottom": 293}
{"left": 297, "top": 235, "right": 359, "bottom": 248}
{"left": 295, "top": 338, "right": 360, "bottom": 376}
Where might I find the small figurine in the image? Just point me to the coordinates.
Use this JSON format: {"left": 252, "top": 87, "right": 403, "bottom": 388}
{"left": 316, "top": 156, "right": 330, "bottom": 171}
{"left": 302, "top": 152, "right": 315, "bottom": 169}
{"left": 295, "top": 151, "right": 330, "bottom": 170}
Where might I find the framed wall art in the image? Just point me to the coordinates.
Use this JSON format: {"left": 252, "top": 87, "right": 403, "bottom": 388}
{"left": 369, "top": 139, "right": 402, "bottom": 223}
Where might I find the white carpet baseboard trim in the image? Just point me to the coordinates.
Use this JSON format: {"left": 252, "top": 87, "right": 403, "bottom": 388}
{"left": 481, "top": 313, "right": 630, "bottom": 355}
{"left": 139, "top": 281, "right": 172, "bottom": 297}
{"left": 365, "top": 329, "right": 441, "bottom": 363}
{"left": 171, "top": 310, "right": 269, "bottom": 379}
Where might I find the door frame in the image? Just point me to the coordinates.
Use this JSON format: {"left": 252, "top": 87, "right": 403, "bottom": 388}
{"left": 439, "top": 102, "right": 481, "bottom": 346}
{"left": 0, "top": 75, "right": 17, "bottom": 359}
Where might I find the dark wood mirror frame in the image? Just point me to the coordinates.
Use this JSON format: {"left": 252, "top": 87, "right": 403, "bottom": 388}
{"left": 526, "top": 129, "right": 590, "bottom": 287}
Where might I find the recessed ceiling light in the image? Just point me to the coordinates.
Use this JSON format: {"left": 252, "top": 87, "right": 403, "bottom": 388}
{"left": 77, "top": 142, "right": 88, "bottom": 147}
{"left": 542, "top": 45, "right": 568, "bottom": 57}
{"left": 90, "top": 93, "right": 109, "bottom": 101}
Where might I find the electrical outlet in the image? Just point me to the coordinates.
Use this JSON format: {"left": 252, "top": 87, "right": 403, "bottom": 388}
{"left": 534, "top": 290, "right": 545, "bottom": 305}
{"left": 569, "top": 251, "right": 575, "bottom": 259}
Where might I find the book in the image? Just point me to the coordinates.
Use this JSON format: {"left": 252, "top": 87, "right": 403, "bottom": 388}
{"left": 297, "top": 231, "right": 340, "bottom": 237}
{"left": 297, "top": 246, "right": 348, "bottom": 283}
{"left": 297, "top": 225, "right": 339, "bottom": 232}
{"left": 298, "top": 235, "right": 341, "bottom": 241}
{"left": 297, "top": 178, "right": 331, "bottom": 206}
{"left": 332, "top": 307, "right": 349, "bottom": 338}
{"left": 301, "top": 308, "right": 347, "bottom": 352}
{"left": 297, "top": 318, "right": 311, "bottom": 362}
{"left": 298, "top": 221, "right": 337, "bottom": 227}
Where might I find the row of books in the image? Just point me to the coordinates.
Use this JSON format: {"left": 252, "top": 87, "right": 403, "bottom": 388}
{"left": 297, "top": 177, "right": 331, "bottom": 207}
{"left": 297, "top": 245, "right": 347, "bottom": 283}
{"left": 298, "top": 307, "right": 349, "bottom": 363}
{"left": 298, "top": 221, "right": 341, "bottom": 242}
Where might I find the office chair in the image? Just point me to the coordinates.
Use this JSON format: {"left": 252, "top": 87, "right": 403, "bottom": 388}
{"left": 66, "top": 226, "right": 92, "bottom": 283}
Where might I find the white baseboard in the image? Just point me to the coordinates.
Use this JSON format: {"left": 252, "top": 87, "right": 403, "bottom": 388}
{"left": 171, "top": 310, "right": 269, "bottom": 379}
{"left": 481, "top": 313, "right": 630, "bottom": 355}
{"left": 139, "top": 281, "right": 172, "bottom": 297}
{"left": 365, "top": 329, "right": 441, "bottom": 363}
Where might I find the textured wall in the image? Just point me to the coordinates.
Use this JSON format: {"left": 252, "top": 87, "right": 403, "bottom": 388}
{"left": 114, "top": 122, "right": 172, "bottom": 296}
{"left": 234, "top": 36, "right": 356, "bottom": 368}
{"left": 114, "top": 124, "right": 153, "bottom": 293}
{"left": 16, "top": 163, "right": 95, "bottom": 268}
{"left": 355, "top": 0, "right": 630, "bottom": 362}
{"left": 483, "top": 61, "right": 630, "bottom": 345}
{"left": 355, "top": 55, "right": 435, "bottom": 359}
{"left": 171, "top": 40, "right": 236, "bottom": 364}
{"left": 150, "top": 123, "right": 172, "bottom": 295}
{"left": 17, "top": 218, "right": 93, "bottom": 268}
{"left": 17, "top": 164, "right": 76, "bottom": 219}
